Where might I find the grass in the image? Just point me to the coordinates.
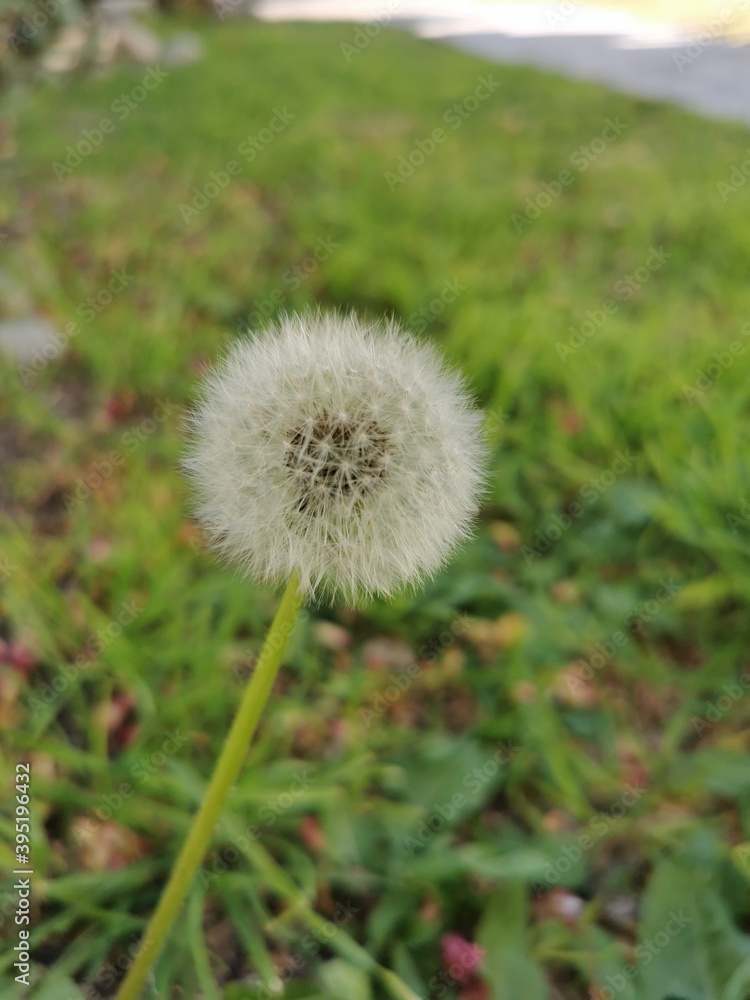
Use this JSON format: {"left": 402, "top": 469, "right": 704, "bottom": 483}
{"left": 2, "top": 15, "right": 750, "bottom": 999}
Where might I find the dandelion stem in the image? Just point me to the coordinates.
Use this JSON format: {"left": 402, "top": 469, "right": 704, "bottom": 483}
{"left": 115, "top": 573, "right": 304, "bottom": 1000}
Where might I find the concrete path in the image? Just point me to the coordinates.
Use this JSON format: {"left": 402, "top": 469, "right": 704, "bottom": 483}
{"left": 254, "top": 1, "right": 750, "bottom": 127}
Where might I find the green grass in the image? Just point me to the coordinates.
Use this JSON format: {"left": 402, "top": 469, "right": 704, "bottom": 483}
{"left": 2, "top": 17, "right": 750, "bottom": 999}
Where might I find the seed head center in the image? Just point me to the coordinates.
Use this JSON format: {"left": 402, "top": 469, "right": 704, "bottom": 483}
{"left": 285, "top": 413, "right": 390, "bottom": 508}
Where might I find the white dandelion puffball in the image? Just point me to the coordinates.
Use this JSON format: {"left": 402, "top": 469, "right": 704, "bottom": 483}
{"left": 183, "top": 311, "right": 486, "bottom": 603}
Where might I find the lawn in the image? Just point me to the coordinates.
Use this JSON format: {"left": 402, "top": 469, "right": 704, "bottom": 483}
{"left": 2, "top": 15, "right": 750, "bottom": 999}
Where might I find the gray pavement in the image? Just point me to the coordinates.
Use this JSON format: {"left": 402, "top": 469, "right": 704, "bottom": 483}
{"left": 437, "top": 30, "right": 750, "bottom": 125}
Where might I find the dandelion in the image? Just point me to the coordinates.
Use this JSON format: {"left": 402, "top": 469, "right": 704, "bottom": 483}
{"left": 183, "top": 310, "right": 486, "bottom": 603}
{"left": 116, "top": 310, "right": 485, "bottom": 1000}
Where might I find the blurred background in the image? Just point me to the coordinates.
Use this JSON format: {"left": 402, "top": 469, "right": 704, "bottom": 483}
{"left": 2, "top": 1, "right": 750, "bottom": 998}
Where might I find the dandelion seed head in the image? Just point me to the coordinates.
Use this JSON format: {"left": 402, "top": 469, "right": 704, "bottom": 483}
{"left": 183, "top": 310, "right": 486, "bottom": 604}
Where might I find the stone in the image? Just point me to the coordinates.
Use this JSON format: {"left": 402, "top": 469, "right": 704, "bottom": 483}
{"left": 0, "top": 316, "right": 63, "bottom": 363}
{"left": 161, "top": 32, "right": 205, "bottom": 67}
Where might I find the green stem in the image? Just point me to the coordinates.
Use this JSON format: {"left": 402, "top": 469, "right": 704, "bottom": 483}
{"left": 116, "top": 573, "right": 304, "bottom": 1000}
